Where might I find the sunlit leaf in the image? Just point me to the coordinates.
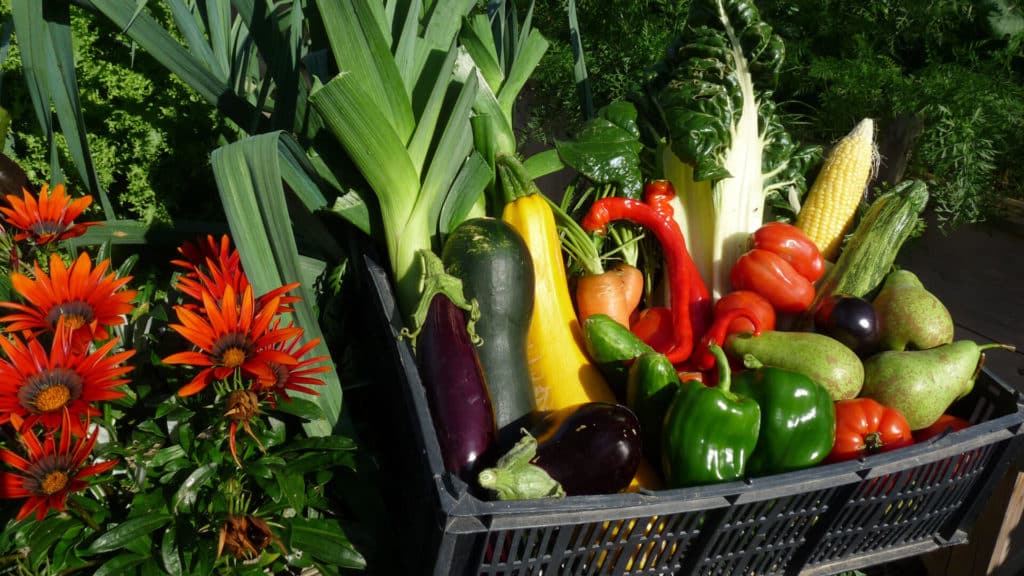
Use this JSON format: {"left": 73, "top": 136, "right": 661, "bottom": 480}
{"left": 210, "top": 131, "right": 343, "bottom": 435}
{"left": 93, "top": 553, "right": 150, "bottom": 576}
{"left": 86, "top": 514, "right": 172, "bottom": 554}
{"left": 287, "top": 517, "right": 366, "bottom": 570}
{"left": 172, "top": 463, "right": 218, "bottom": 513}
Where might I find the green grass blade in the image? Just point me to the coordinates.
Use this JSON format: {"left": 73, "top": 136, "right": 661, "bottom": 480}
{"left": 392, "top": 1, "right": 421, "bottom": 90}
{"left": 43, "top": 2, "right": 113, "bottom": 218}
{"left": 10, "top": 0, "right": 62, "bottom": 180}
{"left": 315, "top": 0, "right": 414, "bottom": 141}
{"left": 89, "top": 0, "right": 259, "bottom": 129}
{"left": 460, "top": 14, "right": 503, "bottom": 90}
{"left": 309, "top": 74, "right": 418, "bottom": 227}
{"left": 440, "top": 151, "right": 491, "bottom": 234}
{"left": 567, "top": 0, "right": 594, "bottom": 120}
{"left": 422, "top": 0, "right": 477, "bottom": 49}
{"left": 166, "top": 0, "right": 224, "bottom": 81}
{"left": 211, "top": 132, "right": 344, "bottom": 435}
{"left": 416, "top": 71, "right": 478, "bottom": 226}
{"left": 407, "top": 44, "right": 457, "bottom": 174}
{"left": 497, "top": 28, "right": 548, "bottom": 119}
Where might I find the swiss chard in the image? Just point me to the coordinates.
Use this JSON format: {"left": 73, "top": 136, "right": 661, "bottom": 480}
{"left": 634, "top": 0, "right": 820, "bottom": 299}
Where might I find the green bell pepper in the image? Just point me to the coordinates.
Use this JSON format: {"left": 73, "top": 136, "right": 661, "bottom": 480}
{"left": 626, "top": 352, "right": 681, "bottom": 465}
{"left": 732, "top": 356, "right": 836, "bottom": 476}
{"left": 662, "top": 344, "right": 761, "bottom": 487}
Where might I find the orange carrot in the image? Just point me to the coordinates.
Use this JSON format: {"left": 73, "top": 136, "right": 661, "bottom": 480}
{"left": 575, "top": 263, "right": 644, "bottom": 328}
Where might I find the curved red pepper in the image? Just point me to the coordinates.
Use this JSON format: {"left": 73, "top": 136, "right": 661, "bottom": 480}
{"left": 583, "top": 196, "right": 700, "bottom": 365}
{"left": 692, "top": 307, "right": 763, "bottom": 372}
{"left": 642, "top": 181, "right": 713, "bottom": 347}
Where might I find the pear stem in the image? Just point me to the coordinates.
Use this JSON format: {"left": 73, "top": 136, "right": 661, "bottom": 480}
{"left": 978, "top": 343, "right": 1015, "bottom": 353}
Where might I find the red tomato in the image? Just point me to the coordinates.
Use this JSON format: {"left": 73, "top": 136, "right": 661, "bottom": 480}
{"left": 751, "top": 221, "right": 826, "bottom": 282}
{"left": 913, "top": 414, "right": 971, "bottom": 442}
{"left": 729, "top": 249, "right": 815, "bottom": 313}
{"left": 713, "top": 290, "right": 776, "bottom": 335}
{"left": 827, "top": 398, "right": 915, "bottom": 463}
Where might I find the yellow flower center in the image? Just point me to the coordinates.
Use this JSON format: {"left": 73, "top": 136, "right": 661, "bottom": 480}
{"left": 63, "top": 314, "right": 88, "bottom": 330}
{"left": 34, "top": 385, "right": 71, "bottom": 413}
{"left": 40, "top": 470, "right": 69, "bottom": 495}
{"left": 222, "top": 348, "right": 247, "bottom": 369}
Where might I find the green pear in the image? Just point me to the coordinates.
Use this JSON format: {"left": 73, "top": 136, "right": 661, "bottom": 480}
{"left": 860, "top": 340, "right": 1014, "bottom": 430}
{"left": 872, "top": 270, "right": 954, "bottom": 351}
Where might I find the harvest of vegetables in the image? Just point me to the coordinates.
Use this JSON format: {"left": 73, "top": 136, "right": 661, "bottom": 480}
{"left": 310, "top": 0, "right": 1018, "bottom": 502}
{"left": 5, "top": 0, "right": 1022, "bottom": 573}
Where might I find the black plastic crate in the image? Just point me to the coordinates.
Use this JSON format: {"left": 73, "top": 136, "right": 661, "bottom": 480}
{"left": 361, "top": 254, "right": 1024, "bottom": 576}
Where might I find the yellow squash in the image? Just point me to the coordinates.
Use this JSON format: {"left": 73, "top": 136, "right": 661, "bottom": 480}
{"left": 501, "top": 191, "right": 615, "bottom": 411}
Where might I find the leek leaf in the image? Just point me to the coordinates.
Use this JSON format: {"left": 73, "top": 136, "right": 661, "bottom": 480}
{"left": 211, "top": 132, "right": 343, "bottom": 435}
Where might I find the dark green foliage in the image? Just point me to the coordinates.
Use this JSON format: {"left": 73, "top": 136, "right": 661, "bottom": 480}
{"left": 525, "top": 0, "right": 690, "bottom": 143}
{"left": 758, "top": 0, "right": 1024, "bottom": 229}
{"left": 0, "top": 4, "right": 225, "bottom": 224}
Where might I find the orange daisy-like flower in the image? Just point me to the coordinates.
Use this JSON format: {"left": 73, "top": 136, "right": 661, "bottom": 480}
{"left": 172, "top": 234, "right": 299, "bottom": 313}
{"left": 257, "top": 326, "right": 329, "bottom": 406}
{"left": 0, "top": 417, "right": 118, "bottom": 521}
{"left": 162, "top": 285, "right": 302, "bottom": 397}
{"left": 0, "top": 183, "right": 100, "bottom": 245}
{"left": 0, "top": 252, "right": 137, "bottom": 347}
{"left": 0, "top": 325, "right": 135, "bottom": 436}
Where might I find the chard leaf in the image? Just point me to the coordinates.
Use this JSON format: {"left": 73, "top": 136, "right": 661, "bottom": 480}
{"left": 554, "top": 101, "right": 643, "bottom": 198}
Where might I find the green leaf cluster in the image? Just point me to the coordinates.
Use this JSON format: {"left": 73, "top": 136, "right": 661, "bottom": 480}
{"left": 758, "top": 0, "right": 1024, "bottom": 229}
{"left": 0, "top": 3, "right": 225, "bottom": 224}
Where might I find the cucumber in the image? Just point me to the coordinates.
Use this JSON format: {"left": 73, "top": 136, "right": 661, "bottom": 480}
{"left": 582, "top": 314, "right": 655, "bottom": 395}
{"left": 809, "top": 179, "right": 929, "bottom": 312}
{"left": 442, "top": 218, "right": 536, "bottom": 434}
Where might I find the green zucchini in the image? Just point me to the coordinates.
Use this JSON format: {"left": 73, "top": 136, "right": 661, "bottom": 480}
{"left": 442, "top": 218, "right": 536, "bottom": 434}
{"left": 809, "top": 179, "right": 929, "bottom": 313}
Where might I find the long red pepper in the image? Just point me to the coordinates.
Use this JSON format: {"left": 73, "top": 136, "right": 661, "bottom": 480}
{"left": 583, "top": 195, "right": 700, "bottom": 365}
{"left": 642, "top": 181, "right": 713, "bottom": 345}
{"left": 692, "top": 307, "right": 763, "bottom": 372}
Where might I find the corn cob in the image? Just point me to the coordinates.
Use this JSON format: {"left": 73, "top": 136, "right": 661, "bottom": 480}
{"left": 796, "top": 118, "right": 878, "bottom": 261}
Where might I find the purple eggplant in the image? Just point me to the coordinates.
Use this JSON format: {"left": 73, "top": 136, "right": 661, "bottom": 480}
{"left": 417, "top": 294, "right": 497, "bottom": 480}
{"left": 477, "top": 402, "right": 641, "bottom": 500}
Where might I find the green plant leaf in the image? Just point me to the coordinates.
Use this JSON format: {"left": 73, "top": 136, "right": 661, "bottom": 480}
{"left": 172, "top": 463, "right": 218, "bottom": 513}
{"left": 159, "top": 522, "right": 184, "bottom": 569}
{"left": 88, "top": 0, "right": 259, "bottom": 128}
{"left": 440, "top": 151, "right": 491, "bottom": 234}
{"left": 211, "top": 131, "right": 344, "bottom": 435}
{"left": 315, "top": 0, "right": 414, "bottom": 141}
{"left": 269, "top": 396, "right": 326, "bottom": 421}
{"left": 287, "top": 517, "right": 366, "bottom": 570}
{"left": 275, "top": 435, "right": 358, "bottom": 454}
{"left": 87, "top": 514, "right": 173, "bottom": 555}
{"left": 94, "top": 552, "right": 150, "bottom": 576}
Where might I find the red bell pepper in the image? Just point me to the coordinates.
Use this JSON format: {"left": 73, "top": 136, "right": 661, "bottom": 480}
{"left": 730, "top": 248, "right": 815, "bottom": 313}
{"left": 583, "top": 181, "right": 710, "bottom": 365}
{"left": 751, "top": 222, "right": 825, "bottom": 283}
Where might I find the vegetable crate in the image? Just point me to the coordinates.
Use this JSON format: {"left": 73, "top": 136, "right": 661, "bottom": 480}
{"left": 361, "top": 255, "right": 1024, "bottom": 576}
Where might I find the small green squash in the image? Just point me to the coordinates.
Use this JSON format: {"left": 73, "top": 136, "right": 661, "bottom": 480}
{"left": 442, "top": 218, "right": 536, "bottom": 436}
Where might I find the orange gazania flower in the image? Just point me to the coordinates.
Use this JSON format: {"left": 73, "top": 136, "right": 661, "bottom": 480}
{"left": 0, "top": 252, "right": 137, "bottom": 347}
{"left": 0, "top": 183, "right": 100, "bottom": 245}
{"left": 258, "top": 327, "right": 329, "bottom": 406}
{"left": 0, "top": 418, "right": 118, "bottom": 521}
{"left": 0, "top": 326, "right": 135, "bottom": 436}
{"left": 162, "top": 285, "right": 302, "bottom": 396}
{"left": 172, "top": 234, "right": 299, "bottom": 313}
